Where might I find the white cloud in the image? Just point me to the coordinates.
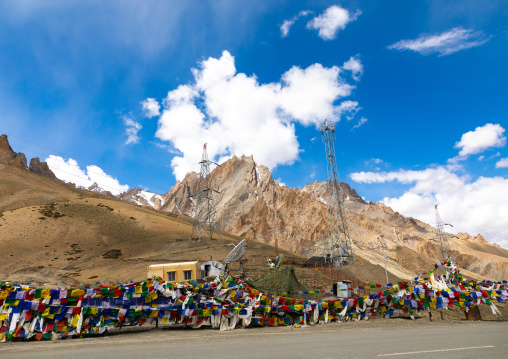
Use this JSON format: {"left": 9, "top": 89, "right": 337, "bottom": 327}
{"left": 351, "top": 165, "right": 508, "bottom": 248}
{"left": 45, "top": 155, "right": 129, "bottom": 195}
{"left": 279, "top": 64, "right": 354, "bottom": 125}
{"left": 280, "top": 10, "right": 312, "bottom": 37}
{"left": 364, "top": 158, "right": 384, "bottom": 170}
{"left": 388, "top": 27, "right": 491, "bottom": 56}
{"left": 496, "top": 158, "right": 508, "bottom": 168}
{"left": 306, "top": 5, "right": 360, "bottom": 40}
{"left": 352, "top": 117, "right": 367, "bottom": 130}
{"left": 342, "top": 55, "right": 363, "bottom": 81}
{"left": 155, "top": 50, "right": 360, "bottom": 180}
{"left": 141, "top": 98, "right": 161, "bottom": 118}
{"left": 123, "top": 115, "right": 142, "bottom": 145}
{"left": 454, "top": 123, "right": 506, "bottom": 157}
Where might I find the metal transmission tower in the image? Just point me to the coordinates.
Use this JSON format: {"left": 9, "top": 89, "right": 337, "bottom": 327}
{"left": 271, "top": 178, "right": 279, "bottom": 256}
{"left": 190, "top": 144, "right": 222, "bottom": 241}
{"left": 320, "top": 120, "right": 354, "bottom": 266}
{"left": 435, "top": 204, "right": 450, "bottom": 262}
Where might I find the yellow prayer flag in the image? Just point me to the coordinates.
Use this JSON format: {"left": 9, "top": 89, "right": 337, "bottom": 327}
{"left": 71, "top": 289, "right": 85, "bottom": 297}
{"left": 41, "top": 289, "right": 51, "bottom": 299}
{"left": 70, "top": 314, "right": 79, "bottom": 327}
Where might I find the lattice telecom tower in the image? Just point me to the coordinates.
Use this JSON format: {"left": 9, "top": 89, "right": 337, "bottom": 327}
{"left": 435, "top": 204, "right": 450, "bottom": 262}
{"left": 190, "top": 143, "right": 222, "bottom": 241}
{"left": 320, "top": 120, "right": 354, "bottom": 266}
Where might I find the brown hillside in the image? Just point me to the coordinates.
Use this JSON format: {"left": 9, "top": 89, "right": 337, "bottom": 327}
{"left": 0, "top": 163, "right": 305, "bottom": 283}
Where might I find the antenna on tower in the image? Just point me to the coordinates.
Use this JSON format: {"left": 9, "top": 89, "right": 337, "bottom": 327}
{"left": 190, "top": 143, "right": 222, "bottom": 241}
{"left": 271, "top": 177, "right": 279, "bottom": 256}
{"left": 320, "top": 120, "right": 354, "bottom": 266}
{"left": 434, "top": 204, "right": 451, "bottom": 262}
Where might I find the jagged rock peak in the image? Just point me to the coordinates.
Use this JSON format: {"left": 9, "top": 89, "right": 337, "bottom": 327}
{"left": 302, "top": 180, "right": 367, "bottom": 204}
{"left": 28, "top": 157, "right": 57, "bottom": 179}
{"left": 118, "top": 187, "right": 164, "bottom": 209}
{"left": 87, "top": 182, "right": 114, "bottom": 197}
{"left": 0, "top": 134, "right": 27, "bottom": 169}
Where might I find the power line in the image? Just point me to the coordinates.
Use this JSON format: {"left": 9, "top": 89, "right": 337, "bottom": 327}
{"left": 12, "top": 143, "right": 131, "bottom": 186}
{"left": 3, "top": 131, "right": 170, "bottom": 193}
{"left": 10, "top": 143, "right": 134, "bottom": 194}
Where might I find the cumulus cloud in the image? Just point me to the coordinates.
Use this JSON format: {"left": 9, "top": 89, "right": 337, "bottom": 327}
{"left": 388, "top": 27, "right": 491, "bottom": 56}
{"left": 351, "top": 165, "right": 508, "bottom": 248}
{"left": 45, "top": 155, "right": 129, "bottom": 195}
{"left": 342, "top": 55, "right": 363, "bottom": 81}
{"left": 454, "top": 123, "right": 505, "bottom": 157}
{"left": 306, "top": 5, "right": 360, "bottom": 40}
{"left": 155, "top": 50, "right": 360, "bottom": 180}
{"left": 496, "top": 158, "right": 508, "bottom": 168}
{"left": 280, "top": 10, "right": 312, "bottom": 37}
{"left": 350, "top": 124, "right": 508, "bottom": 248}
{"left": 123, "top": 115, "right": 142, "bottom": 145}
{"left": 141, "top": 98, "right": 161, "bottom": 118}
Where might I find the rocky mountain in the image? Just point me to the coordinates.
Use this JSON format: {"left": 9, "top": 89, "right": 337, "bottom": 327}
{"left": 2, "top": 133, "right": 507, "bottom": 282}
{"left": 0, "top": 134, "right": 28, "bottom": 169}
{"left": 1, "top": 135, "right": 56, "bottom": 178}
{"left": 28, "top": 157, "right": 57, "bottom": 179}
{"left": 85, "top": 182, "right": 113, "bottom": 197}
{"left": 157, "top": 154, "right": 508, "bottom": 281}
{"left": 118, "top": 188, "right": 165, "bottom": 209}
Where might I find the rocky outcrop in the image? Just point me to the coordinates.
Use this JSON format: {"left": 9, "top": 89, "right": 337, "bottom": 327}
{"left": 16, "top": 152, "right": 27, "bottom": 169}
{"left": 118, "top": 188, "right": 164, "bottom": 209}
{"left": 0, "top": 135, "right": 27, "bottom": 169}
{"left": 28, "top": 157, "right": 57, "bottom": 179}
{"left": 302, "top": 180, "right": 368, "bottom": 205}
{"left": 88, "top": 182, "right": 114, "bottom": 197}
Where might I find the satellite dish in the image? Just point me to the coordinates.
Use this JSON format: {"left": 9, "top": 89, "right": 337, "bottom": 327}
{"left": 274, "top": 254, "right": 284, "bottom": 268}
{"left": 223, "top": 239, "right": 246, "bottom": 264}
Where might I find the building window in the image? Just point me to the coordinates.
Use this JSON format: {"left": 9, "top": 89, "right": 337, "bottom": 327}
{"left": 167, "top": 271, "right": 176, "bottom": 282}
{"left": 183, "top": 270, "right": 192, "bottom": 280}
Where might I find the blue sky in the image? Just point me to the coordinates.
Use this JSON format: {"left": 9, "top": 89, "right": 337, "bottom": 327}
{"left": 1, "top": 1, "right": 508, "bottom": 247}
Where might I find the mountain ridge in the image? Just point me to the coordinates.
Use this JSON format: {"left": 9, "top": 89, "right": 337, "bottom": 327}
{"left": 2, "top": 134, "right": 507, "bottom": 281}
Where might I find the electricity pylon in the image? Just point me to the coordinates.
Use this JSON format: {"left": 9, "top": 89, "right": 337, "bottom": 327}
{"left": 190, "top": 143, "right": 222, "bottom": 240}
{"left": 271, "top": 178, "right": 279, "bottom": 256}
{"left": 435, "top": 204, "right": 450, "bottom": 262}
{"left": 320, "top": 120, "right": 354, "bottom": 266}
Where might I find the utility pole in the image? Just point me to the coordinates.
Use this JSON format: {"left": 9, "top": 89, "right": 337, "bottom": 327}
{"left": 320, "top": 120, "right": 354, "bottom": 266}
{"left": 190, "top": 143, "right": 222, "bottom": 241}
{"left": 271, "top": 178, "right": 279, "bottom": 256}
{"left": 378, "top": 236, "right": 389, "bottom": 285}
{"left": 322, "top": 233, "right": 327, "bottom": 264}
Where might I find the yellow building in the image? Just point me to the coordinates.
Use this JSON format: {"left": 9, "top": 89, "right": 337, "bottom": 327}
{"left": 147, "top": 261, "right": 200, "bottom": 283}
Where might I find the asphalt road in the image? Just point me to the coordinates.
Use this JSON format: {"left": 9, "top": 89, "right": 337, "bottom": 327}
{"left": 1, "top": 319, "right": 507, "bottom": 358}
